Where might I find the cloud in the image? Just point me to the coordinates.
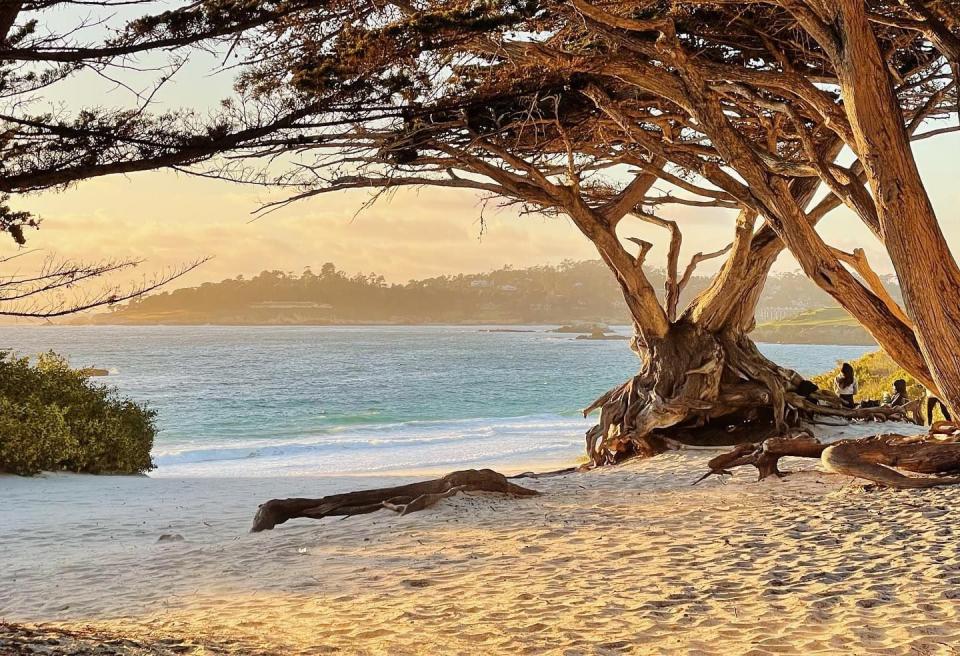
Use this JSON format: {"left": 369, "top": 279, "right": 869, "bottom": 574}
{"left": 8, "top": 131, "right": 960, "bottom": 286}
{"left": 9, "top": 172, "right": 597, "bottom": 286}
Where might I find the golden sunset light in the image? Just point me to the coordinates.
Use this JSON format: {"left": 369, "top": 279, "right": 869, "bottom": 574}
{"left": 4, "top": 2, "right": 960, "bottom": 655}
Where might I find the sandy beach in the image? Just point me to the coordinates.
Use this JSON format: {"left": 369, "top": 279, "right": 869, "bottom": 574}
{"left": 4, "top": 422, "right": 960, "bottom": 655}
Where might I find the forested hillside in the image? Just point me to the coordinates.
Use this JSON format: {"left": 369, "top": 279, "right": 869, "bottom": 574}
{"left": 81, "top": 260, "right": 900, "bottom": 326}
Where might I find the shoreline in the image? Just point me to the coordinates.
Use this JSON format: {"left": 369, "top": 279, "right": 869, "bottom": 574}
{"left": 147, "top": 450, "right": 582, "bottom": 480}
{"left": 9, "top": 322, "right": 876, "bottom": 347}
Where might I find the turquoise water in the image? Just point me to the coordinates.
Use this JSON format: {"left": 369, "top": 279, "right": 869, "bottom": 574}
{"left": 0, "top": 326, "right": 871, "bottom": 476}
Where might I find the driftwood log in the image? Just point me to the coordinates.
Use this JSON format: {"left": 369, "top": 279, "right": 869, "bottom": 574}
{"left": 699, "top": 426, "right": 960, "bottom": 488}
{"left": 252, "top": 469, "right": 539, "bottom": 532}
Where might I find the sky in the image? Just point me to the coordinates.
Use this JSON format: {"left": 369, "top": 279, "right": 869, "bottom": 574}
{"left": 6, "top": 4, "right": 960, "bottom": 289}
{"left": 11, "top": 132, "right": 960, "bottom": 289}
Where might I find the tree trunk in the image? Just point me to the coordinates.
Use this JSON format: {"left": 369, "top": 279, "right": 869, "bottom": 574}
{"left": 685, "top": 138, "right": 845, "bottom": 334}
{"left": 582, "top": 317, "right": 921, "bottom": 467}
{"left": 574, "top": 162, "right": 914, "bottom": 466}
{"left": 832, "top": 0, "right": 960, "bottom": 413}
{"left": 578, "top": 131, "right": 910, "bottom": 467}
{"left": 584, "top": 321, "right": 834, "bottom": 466}
{"left": 660, "top": 51, "right": 937, "bottom": 391}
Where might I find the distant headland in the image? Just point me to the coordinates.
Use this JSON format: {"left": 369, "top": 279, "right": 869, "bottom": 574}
{"left": 72, "top": 260, "right": 889, "bottom": 346}
{"left": 752, "top": 307, "right": 875, "bottom": 346}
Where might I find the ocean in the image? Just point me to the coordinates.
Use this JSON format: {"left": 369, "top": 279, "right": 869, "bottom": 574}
{"left": 0, "top": 326, "right": 871, "bottom": 477}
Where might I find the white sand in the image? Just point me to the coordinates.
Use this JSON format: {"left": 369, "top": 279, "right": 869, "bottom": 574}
{"left": 4, "top": 422, "right": 960, "bottom": 654}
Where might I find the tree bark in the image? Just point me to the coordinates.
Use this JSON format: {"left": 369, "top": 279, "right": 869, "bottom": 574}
{"left": 659, "top": 52, "right": 936, "bottom": 390}
{"left": 831, "top": 0, "right": 960, "bottom": 413}
{"left": 580, "top": 319, "right": 870, "bottom": 466}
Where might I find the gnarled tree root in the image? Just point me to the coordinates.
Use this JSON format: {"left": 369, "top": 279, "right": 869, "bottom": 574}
{"left": 581, "top": 322, "right": 925, "bottom": 469}
{"left": 699, "top": 431, "right": 960, "bottom": 488}
{"left": 251, "top": 469, "right": 539, "bottom": 532}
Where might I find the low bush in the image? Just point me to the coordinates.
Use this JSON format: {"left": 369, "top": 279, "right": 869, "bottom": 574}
{"left": 813, "top": 350, "right": 926, "bottom": 407}
{"left": 0, "top": 351, "right": 156, "bottom": 476}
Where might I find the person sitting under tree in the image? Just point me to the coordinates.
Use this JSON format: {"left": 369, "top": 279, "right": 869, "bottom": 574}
{"left": 879, "top": 378, "right": 924, "bottom": 424}
{"left": 889, "top": 379, "right": 910, "bottom": 407}
{"left": 834, "top": 362, "right": 858, "bottom": 409}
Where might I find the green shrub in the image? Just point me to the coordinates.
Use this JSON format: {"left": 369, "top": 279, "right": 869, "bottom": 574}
{"left": 0, "top": 351, "right": 156, "bottom": 476}
{"left": 812, "top": 350, "right": 925, "bottom": 406}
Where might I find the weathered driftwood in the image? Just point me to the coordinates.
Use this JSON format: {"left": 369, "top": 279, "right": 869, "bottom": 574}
{"left": 695, "top": 429, "right": 826, "bottom": 483}
{"left": 252, "top": 469, "right": 539, "bottom": 532}
{"left": 699, "top": 428, "right": 960, "bottom": 488}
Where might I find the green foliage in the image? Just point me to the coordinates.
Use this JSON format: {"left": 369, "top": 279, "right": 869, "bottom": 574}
{"left": 0, "top": 352, "right": 156, "bottom": 476}
{"left": 812, "top": 350, "right": 924, "bottom": 405}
